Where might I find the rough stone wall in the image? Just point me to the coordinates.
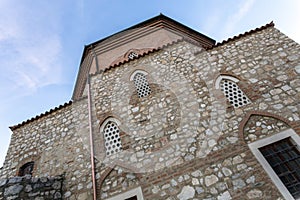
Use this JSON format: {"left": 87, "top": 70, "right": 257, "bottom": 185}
{"left": 93, "top": 26, "right": 300, "bottom": 199}
{"left": 243, "top": 115, "right": 289, "bottom": 143}
{"left": 100, "top": 166, "right": 140, "bottom": 198}
{"left": 141, "top": 150, "right": 282, "bottom": 199}
{"left": 0, "top": 98, "right": 94, "bottom": 199}
{"left": 0, "top": 175, "right": 63, "bottom": 200}
{"left": 0, "top": 25, "right": 299, "bottom": 200}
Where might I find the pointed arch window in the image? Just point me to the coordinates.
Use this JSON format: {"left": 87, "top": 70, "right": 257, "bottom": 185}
{"left": 216, "top": 75, "right": 251, "bottom": 108}
{"left": 18, "top": 161, "right": 34, "bottom": 176}
{"left": 101, "top": 118, "right": 122, "bottom": 156}
{"left": 130, "top": 70, "right": 151, "bottom": 98}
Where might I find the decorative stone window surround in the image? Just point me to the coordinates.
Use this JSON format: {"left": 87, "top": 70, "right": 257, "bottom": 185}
{"left": 130, "top": 70, "right": 151, "bottom": 98}
{"left": 249, "top": 129, "right": 300, "bottom": 200}
{"left": 105, "top": 187, "right": 144, "bottom": 200}
{"left": 215, "top": 75, "right": 251, "bottom": 108}
{"left": 100, "top": 117, "right": 122, "bottom": 156}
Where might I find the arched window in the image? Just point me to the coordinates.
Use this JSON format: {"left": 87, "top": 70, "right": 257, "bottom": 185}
{"left": 215, "top": 75, "right": 251, "bottom": 108}
{"left": 101, "top": 118, "right": 122, "bottom": 156}
{"left": 18, "top": 161, "right": 34, "bottom": 176}
{"left": 128, "top": 51, "right": 138, "bottom": 59}
{"left": 249, "top": 129, "right": 300, "bottom": 199}
{"left": 130, "top": 70, "right": 151, "bottom": 98}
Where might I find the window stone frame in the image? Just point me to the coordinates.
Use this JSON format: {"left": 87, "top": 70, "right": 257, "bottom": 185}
{"left": 215, "top": 75, "right": 239, "bottom": 89}
{"left": 100, "top": 117, "right": 122, "bottom": 156}
{"left": 129, "top": 70, "right": 149, "bottom": 81}
{"left": 130, "top": 70, "right": 151, "bottom": 98}
{"left": 248, "top": 128, "right": 300, "bottom": 200}
{"left": 105, "top": 186, "right": 144, "bottom": 200}
{"left": 215, "top": 75, "right": 251, "bottom": 108}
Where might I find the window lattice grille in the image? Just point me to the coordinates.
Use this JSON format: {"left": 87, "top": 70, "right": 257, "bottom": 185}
{"left": 133, "top": 73, "right": 151, "bottom": 98}
{"left": 103, "top": 121, "right": 122, "bottom": 156}
{"left": 220, "top": 79, "right": 251, "bottom": 108}
{"left": 259, "top": 138, "right": 300, "bottom": 199}
{"left": 128, "top": 51, "right": 138, "bottom": 59}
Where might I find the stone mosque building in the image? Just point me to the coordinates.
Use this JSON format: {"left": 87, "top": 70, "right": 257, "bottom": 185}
{"left": 0, "top": 14, "right": 300, "bottom": 199}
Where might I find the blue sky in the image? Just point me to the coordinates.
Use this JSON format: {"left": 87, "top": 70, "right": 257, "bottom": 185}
{"left": 0, "top": 0, "right": 299, "bottom": 166}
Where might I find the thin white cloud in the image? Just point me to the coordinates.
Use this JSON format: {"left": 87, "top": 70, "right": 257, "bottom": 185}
{"left": 0, "top": 1, "right": 64, "bottom": 98}
{"left": 16, "top": 36, "right": 63, "bottom": 84}
{"left": 223, "top": 0, "right": 255, "bottom": 37}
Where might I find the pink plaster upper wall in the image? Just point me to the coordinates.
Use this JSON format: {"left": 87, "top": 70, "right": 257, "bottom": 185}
{"left": 72, "top": 15, "right": 216, "bottom": 100}
{"left": 89, "top": 28, "right": 182, "bottom": 73}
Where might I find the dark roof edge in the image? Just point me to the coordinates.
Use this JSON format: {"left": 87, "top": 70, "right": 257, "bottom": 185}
{"left": 72, "top": 14, "right": 216, "bottom": 100}
{"left": 79, "top": 13, "right": 216, "bottom": 65}
{"left": 10, "top": 101, "right": 73, "bottom": 131}
{"left": 206, "top": 21, "right": 275, "bottom": 50}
